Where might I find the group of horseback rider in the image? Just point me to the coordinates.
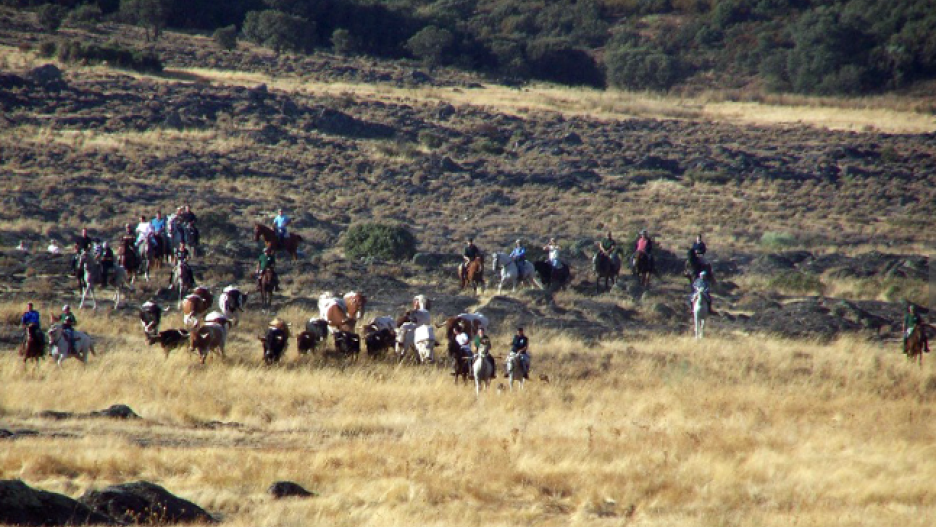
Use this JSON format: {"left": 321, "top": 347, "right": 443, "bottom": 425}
{"left": 20, "top": 302, "right": 78, "bottom": 356}
{"left": 454, "top": 325, "right": 531, "bottom": 380}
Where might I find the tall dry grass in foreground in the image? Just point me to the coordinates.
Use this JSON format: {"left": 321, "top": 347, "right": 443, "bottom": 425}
{"left": 2, "top": 301, "right": 936, "bottom": 527}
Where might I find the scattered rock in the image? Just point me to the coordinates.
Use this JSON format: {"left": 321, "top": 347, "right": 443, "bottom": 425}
{"left": 0, "top": 479, "right": 114, "bottom": 526}
{"left": 89, "top": 404, "right": 141, "bottom": 419}
{"left": 268, "top": 481, "right": 316, "bottom": 499}
{"left": 79, "top": 481, "right": 215, "bottom": 524}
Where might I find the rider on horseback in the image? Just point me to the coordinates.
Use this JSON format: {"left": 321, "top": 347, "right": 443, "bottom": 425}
{"left": 256, "top": 246, "right": 279, "bottom": 292}
{"left": 175, "top": 242, "right": 194, "bottom": 286}
{"left": 135, "top": 215, "right": 156, "bottom": 254}
{"left": 273, "top": 208, "right": 290, "bottom": 245}
{"left": 692, "top": 271, "right": 713, "bottom": 314}
{"left": 21, "top": 302, "right": 42, "bottom": 346}
{"left": 462, "top": 237, "right": 481, "bottom": 281}
{"left": 100, "top": 242, "right": 114, "bottom": 286}
{"left": 633, "top": 230, "right": 655, "bottom": 272}
{"left": 543, "top": 238, "right": 563, "bottom": 282}
{"left": 472, "top": 327, "right": 497, "bottom": 379}
{"left": 692, "top": 234, "right": 707, "bottom": 260}
{"left": 510, "top": 239, "right": 527, "bottom": 279}
{"left": 59, "top": 305, "right": 77, "bottom": 356}
{"left": 511, "top": 327, "right": 530, "bottom": 379}
{"left": 75, "top": 228, "right": 93, "bottom": 254}
{"left": 595, "top": 231, "right": 619, "bottom": 265}
{"left": 904, "top": 304, "right": 930, "bottom": 354}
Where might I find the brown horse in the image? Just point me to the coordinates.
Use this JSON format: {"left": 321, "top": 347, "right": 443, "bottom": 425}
{"left": 459, "top": 256, "right": 484, "bottom": 294}
{"left": 117, "top": 238, "right": 140, "bottom": 282}
{"left": 258, "top": 268, "right": 277, "bottom": 310}
{"left": 20, "top": 324, "right": 45, "bottom": 365}
{"left": 254, "top": 224, "right": 302, "bottom": 260}
{"left": 634, "top": 251, "right": 652, "bottom": 288}
{"left": 905, "top": 324, "right": 933, "bottom": 367}
{"left": 320, "top": 292, "right": 367, "bottom": 333}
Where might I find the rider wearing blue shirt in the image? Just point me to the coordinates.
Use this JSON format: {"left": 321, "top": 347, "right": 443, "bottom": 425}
{"left": 273, "top": 209, "right": 290, "bottom": 244}
{"left": 151, "top": 212, "right": 167, "bottom": 235}
{"left": 509, "top": 239, "right": 526, "bottom": 278}
{"left": 21, "top": 302, "right": 40, "bottom": 328}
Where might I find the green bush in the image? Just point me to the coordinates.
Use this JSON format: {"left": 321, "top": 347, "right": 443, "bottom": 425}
{"left": 242, "top": 9, "right": 310, "bottom": 55}
{"left": 406, "top": 25, "right": 454, "bottom": 66}
{"left": 343, "top": 223, "right": 418, "bottom": 261}
{"left": 212, "top": 24, "right": 237, "bottom": 50}
{"left": 57, "top": 41, "right": 163, "bottom": 73}
{"left": 605, "top": 42, "right": 679, "bottom": 90}
{"left": 66, "top": 3, "right": 103, "bottom": 26}
{"left": 331, "top": 28, "right": 355, "bottom": 55}
{"left": 36, "top": 4, "right": 67, "bottom": 32}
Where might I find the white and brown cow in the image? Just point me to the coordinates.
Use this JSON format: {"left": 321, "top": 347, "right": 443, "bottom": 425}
{"left": 181, "top": 287, "right": 213, "bottom": 327}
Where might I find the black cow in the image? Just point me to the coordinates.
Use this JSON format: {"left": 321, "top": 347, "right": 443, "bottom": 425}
{"left": 333, "top": 331, "right": 360, "bottom": 358}
{"left": 144, "top": 329, "right": 190, "bottom": 357}
{"left": 260, "top": 326, "right": 289, "bottom": 365}
{"left": 139, "top": 301, "right": 168, "bottom": 335}
{"left": 364, "top": 326, "right": 395, "bottom": 357}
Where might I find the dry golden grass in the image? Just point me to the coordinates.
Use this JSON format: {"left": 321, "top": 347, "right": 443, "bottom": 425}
{"left": 3, "top": 300, "right": 936, "bottom": 526}
{"left": 163, "top": 66, "right": 936, "bottom": 134}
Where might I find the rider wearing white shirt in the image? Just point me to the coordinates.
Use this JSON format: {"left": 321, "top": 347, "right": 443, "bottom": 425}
{"left": 135, "top": 215, "right": 155, "bottom": 251}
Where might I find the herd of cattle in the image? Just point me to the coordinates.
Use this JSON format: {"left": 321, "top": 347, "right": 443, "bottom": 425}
{"left": 138, "top": 289, "right": 493, "bottom": 375}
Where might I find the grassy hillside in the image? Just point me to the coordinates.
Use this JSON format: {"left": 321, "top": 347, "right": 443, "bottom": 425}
{"left": 0, "top": 13, "right": 935, "bottom": 526}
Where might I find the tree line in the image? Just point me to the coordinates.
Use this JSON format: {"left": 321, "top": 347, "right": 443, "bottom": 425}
{"left": 13, "top": 0, "right": 936, "bottom": 95}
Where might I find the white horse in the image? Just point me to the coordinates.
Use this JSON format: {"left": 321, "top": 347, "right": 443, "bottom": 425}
{"left": 77, "top": 252, "right": 133, "bottom": 310}
{"left": 506, "top": 350, "right": 529, "bottom": 391}
{"left": 47, "top": 324, "right": 95, "bottom": 367}
{"left": 473, "top": 347, "right": 495, "bottom": 397}
{"left": 491, "top": 252, "right": 543, "bottom": 294}
{"left": 692, "top": 292, "right": 709, "bottom": 339}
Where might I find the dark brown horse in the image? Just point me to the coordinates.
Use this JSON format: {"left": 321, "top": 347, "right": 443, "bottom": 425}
{"left": 460, "top": 256, "right": 484, "bottom": 294}
{"left": 634, "top": 251, "right": 652, "bottom": 288}
{"left": 117, "top": 238, "right": 140, "bottom": 282}
{"left": 254, "top": 224, "right": 302, "bottom": 260}
{"left": 258, "top": 268, "right": 277, "bottom": 310}
{"left": 20, "top": 324, "right": 45, "bottom": 365}
{"left": 684, "top": 250, "right": 716, "bottom": 286}
{"left": 593, "top": 252, "right": 620, "bottom": 293}
{"left": 905, "top": 324, "right": 933, "bottom": 367}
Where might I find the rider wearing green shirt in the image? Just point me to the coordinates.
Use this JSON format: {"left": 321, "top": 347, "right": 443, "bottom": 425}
{"left": 256, "top": 247, "right": 279, "bottom": 291}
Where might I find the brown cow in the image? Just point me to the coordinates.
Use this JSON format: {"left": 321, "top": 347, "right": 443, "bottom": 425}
{"left": 189, "top": 322, "right": 225, "bottom": 364}
{"left": 182, "top": 286, "right": 213, "bottom": 326}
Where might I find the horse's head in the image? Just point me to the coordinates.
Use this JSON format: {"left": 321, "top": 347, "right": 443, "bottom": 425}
{"left": 253, "top": 224, "right": 262, "bottom": 242}
{"left": 490, "top": 253, "right": 502, "bottom": 272}
{"left": 46, "top": 324, "right": 61, "bottom": 343}
{"left": 345, "top": 292, "right": 367, "bottom": 318}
